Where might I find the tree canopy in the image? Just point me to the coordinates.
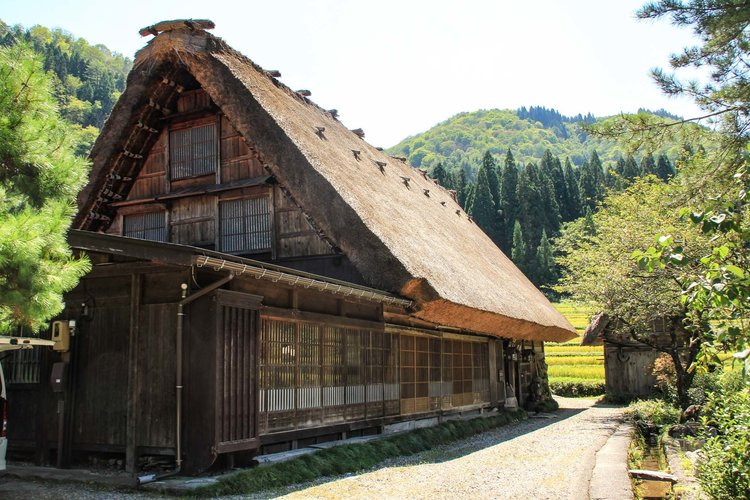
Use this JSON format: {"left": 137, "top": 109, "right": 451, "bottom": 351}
{"left": 0, "top": 43, "right": 90, "bottom": 333}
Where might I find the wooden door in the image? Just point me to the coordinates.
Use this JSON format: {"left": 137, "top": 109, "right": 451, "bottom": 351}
{"left": 213, "top": 291, "right": 261, "bottom": 455}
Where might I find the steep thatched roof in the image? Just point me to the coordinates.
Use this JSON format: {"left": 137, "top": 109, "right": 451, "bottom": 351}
{"left": 76, "top": 21, "right": 576, "bottom": 342}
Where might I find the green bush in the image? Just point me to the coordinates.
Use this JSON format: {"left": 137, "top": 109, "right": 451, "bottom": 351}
{"left": 625, "top": 399, "right": 680, "bottom": 428}
{"left": 549, "top": 379, "right": 605, "bottom": 397}
{"left": 698, "top": 387, "right": 750, "bottom": 499}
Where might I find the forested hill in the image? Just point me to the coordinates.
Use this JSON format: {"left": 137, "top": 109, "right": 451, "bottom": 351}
{"left": 0, "top": 19, "right": 132, "bottom": 154}
{"left": 387, "top": 107, "right": 685, "bottom": 175}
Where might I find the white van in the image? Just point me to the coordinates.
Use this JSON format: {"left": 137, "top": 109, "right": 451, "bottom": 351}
{"left": 0, "top": 336, "right": 55, "bottom": 471}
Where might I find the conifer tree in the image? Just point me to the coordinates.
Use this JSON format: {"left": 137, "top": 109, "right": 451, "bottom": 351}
{"left": 431, "top": 161, "right": 448, "bottom": 187}
{"left": 563, "top": 158, "right": 582, "bottom": 220}
{"left": 455, "top": 166, "right": 468, "bottom": 208}
{"left": 534, "top": 229, "right": 556, "bottom": 286}
{"left": 499, "top": 150, "right": 519, "bottom": 252}
{"left": 470, "top": 161, "right": 499, "bottom": 242}
{"left": 541, "top": 150, "right": 570, "bottom": 221}
{"left": 641, "top": 153, "right": 657, "bottom": 176}
{"left": 481, "top": 151, "right": 501, "bottom": 209}
{"left": 622, "top": 154, "right": 641, "bottom": 181}
{"left": 655, "top": 154, "right": 674, "bottom": 180}
{"left": 0, "top": 43, "right": 90, "bottom": 333}
{"left": 578, "top": 152, "right": 605, "bottom": 211}
{"left": 511, "top": 220, "right": 527, "bottom": 273}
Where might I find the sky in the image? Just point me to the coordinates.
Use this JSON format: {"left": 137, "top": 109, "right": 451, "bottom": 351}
{"left": 2, "top": 0, "right": 704, "bottom": 148}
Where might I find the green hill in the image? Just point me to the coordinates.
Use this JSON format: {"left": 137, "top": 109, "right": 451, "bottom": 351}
{"left": 387, "top": 107, "right": 686, "bottom": 177}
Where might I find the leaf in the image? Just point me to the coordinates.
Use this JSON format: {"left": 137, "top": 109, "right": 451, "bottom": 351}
{"left": 724, "top": 265, "right": 745, "bottom": 278}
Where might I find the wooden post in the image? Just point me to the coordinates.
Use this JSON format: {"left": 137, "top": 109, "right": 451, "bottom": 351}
{"left": 488, "top": 340, "right": 498, "bottom": 406}
{"left": 125, "top": 273, "right": 142, "bottom": 473}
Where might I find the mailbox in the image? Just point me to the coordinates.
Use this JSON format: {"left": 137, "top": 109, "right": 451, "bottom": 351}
{"left": 50, "top": 362, "right": 67, "bottom": 393}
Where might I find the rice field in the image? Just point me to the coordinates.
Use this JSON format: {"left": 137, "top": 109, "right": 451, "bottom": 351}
{"left": 546, "top": 301, "right": 605, "bottom": 394}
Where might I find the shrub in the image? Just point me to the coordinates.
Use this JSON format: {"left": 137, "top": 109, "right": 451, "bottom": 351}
{"left": 625, "top": 399, "right": 680, "bottom": 429}
{"left": 698, "top": 388, "right": 750, "bottom": 499}
{"left": 549, "top": 379, "right": 605, "bottom": 397}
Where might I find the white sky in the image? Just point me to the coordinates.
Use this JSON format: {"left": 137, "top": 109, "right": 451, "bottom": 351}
{"left": 3, "top": 0, "right": 703, "bottom": 148}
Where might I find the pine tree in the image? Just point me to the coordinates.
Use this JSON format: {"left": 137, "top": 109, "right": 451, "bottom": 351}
{"left": 534, "top": 229, "right": 556, "bottom": 286}
{"left": 541, "top": 150, "right": 570, "bottom": 222}
{"left": 578, "top": 152, "right": 605, "bottom": 211}
{"left": 481, "top": 150, "right": 501, "bottom": 209}
{"left": 499, "top": 149, "right": 519, "bottom": 253}
{"left": 470, "top": 161, "right": 499, "bottom": 242}
{"left": 511, "top": 220, "right": 527, "bottom": 273}
{"left": 455, "top": 166, "right": 468, "bottom": 208}
{"left": 0, "top": 43, "right": 90, "bottom": 333}
{"left": 622, "top": 154, "right": 641, "bottom": 182}
{"left": 641, "top": 153, "right": 657, "bottom": 176}
{"left": 563, "top": 157, "right": 582, "bottom": 220}
{"left": 656, "top": 154, "right": 674, "bottom": 180}
{"left": 582, "top": 206, "right": 597, "bottom": 236}
{"left": 431, "top": 161, "right": 448, "bottom": 187}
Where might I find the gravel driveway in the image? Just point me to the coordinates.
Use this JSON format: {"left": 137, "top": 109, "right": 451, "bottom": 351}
{"left": 269, "top": 397, "right": 626, "bottom": 500}
{"left": 0, "top": 397, "right": 625, "bottom": 499}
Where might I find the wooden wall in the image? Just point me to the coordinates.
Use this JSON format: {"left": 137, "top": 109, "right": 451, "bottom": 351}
{"left": 604, "top": 344, "right": 658, "bottom": 398}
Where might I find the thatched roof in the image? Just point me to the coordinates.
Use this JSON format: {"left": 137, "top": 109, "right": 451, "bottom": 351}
{"left": 581, "top": 313, "right": 609, "bottom": 346}
{"left": 75, "top": 21, "right": 576, "bottom": 343}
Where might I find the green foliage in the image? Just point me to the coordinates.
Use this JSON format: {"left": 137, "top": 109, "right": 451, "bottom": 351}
{"left": 0, "top": 43, "right": 90, "bottom": 333}
{"left": 625, "top": 399, "right": 681, "bottom": 428}
{"left": 189, "top": 410, "right": 528, "bottom": 497}
{"left": 0, "top": 19, "right": 131, "bottom": 154}
{"left": 698, "top": 387, "right": 750, "bottom": 499}
{"left": 549, "top": 379, "right": 605, "bottom": 397}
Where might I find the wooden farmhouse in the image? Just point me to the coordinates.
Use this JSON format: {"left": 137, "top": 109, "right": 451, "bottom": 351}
{"left": 6, "top": 20, "right": 576, "bottom": 474}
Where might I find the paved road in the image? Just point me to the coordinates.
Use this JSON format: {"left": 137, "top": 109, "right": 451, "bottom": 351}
{"left": 275, "top": 398, "right": 626, "bottom": 500}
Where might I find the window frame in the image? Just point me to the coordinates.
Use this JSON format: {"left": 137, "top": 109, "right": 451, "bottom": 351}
{"left": 218, "top": 194, "right": 274, "bottom": 255}
{"left": 168, "top": 118, "right": 219, "bottom": 181}
{"left": 122, "top": 210, "right": 169, "bottom": 242}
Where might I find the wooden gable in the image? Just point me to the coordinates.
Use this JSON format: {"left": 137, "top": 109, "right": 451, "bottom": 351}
{"left": 102, "top": 85, "right": 333, "bottom": 260}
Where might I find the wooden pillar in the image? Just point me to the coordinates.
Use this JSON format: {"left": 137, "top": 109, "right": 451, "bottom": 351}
{"left": 125, "top": 273, "right": 142, "bottom": 473}
{"left": 488, "top": 339, "right": 498, "bottom": 406}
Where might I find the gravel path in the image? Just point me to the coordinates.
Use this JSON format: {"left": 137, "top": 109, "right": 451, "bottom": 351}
{"left": 0, "top": 397, "right": 626, "bottom": 499}
{"left": 269, "top": 397, "right": 626, "bottom": 500}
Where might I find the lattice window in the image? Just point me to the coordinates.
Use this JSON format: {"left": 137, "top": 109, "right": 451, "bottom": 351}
{"left": 123, "top": 211, "right": 167, "bottom": 242}
{"left": 169, "top": 123, "right": 217, "bottom": 179}
{"left": 4, "top": 348, "right": 42, "bottom": 384}
{"left": 219, "top": 197, "right": 272, "bottom": 254}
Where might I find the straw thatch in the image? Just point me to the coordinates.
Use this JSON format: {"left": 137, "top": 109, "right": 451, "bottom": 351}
{"left": 76, "top": 22, "right": 576, "bottom": 342}
{"left": 581, "top": 312, "right": 609, "bottom": 346}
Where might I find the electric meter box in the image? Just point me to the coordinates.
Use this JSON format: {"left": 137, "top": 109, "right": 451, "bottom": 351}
{"left": 51, "top": 320, "right": 70, "bottom": 352}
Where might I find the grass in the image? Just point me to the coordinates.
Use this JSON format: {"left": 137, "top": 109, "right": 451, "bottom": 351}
{"left": 188, "top": 410, "right": 528, "bottom": 497}
{"left": 548, "top": 364, "right": 605, "bottom": 379}
{"left": 546, "top": 301, "right": 606, "bottom": 397}
{"left": 545, "top": 355, "right": 603, "bottom": 366}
